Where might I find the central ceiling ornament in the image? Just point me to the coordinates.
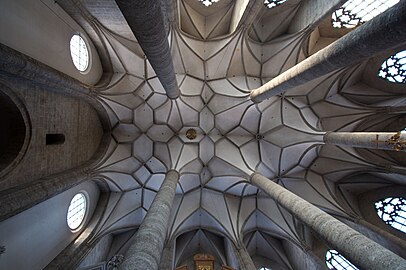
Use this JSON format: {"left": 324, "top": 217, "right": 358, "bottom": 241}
{"left": 198, "top": 0, "right": 220, "bottom": 7}
{"left": 186, "top": 128, "right": 198, "bottom": 140}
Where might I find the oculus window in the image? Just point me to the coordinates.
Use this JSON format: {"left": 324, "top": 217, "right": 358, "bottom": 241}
{"left": 70, "top": 34, "right": 89, "bottom": 72}
{"left": 198, "top": 0, "right": 219, "bottom": 7}
{"left": 67, "top": 193, "right": 87, "bottom": 230}
{"left": 378, "top": 50, "right": 406, "bottom": 84}
{"left": 375, "top": 197, "right": 406, "bottom": 233}
{"left": 264, "top": 0, "right": 287, "bottom": 9}
{"left": 326, "top": 250, "right": 358, "bottom": 270}
{"left": 332, "top": 0, "right": 399, "bottom": 28}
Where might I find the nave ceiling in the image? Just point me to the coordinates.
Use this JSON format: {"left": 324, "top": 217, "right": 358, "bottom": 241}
{"left": 61, "top": 0, "right": 406, "bottom": 259}
{"left": 0, "top": 0, "right": 405, "bottom": 268}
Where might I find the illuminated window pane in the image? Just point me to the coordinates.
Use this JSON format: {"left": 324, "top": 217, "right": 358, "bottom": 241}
{"left": 67, "top": 193, "right": 87, "bottom": 230}
{"left": 375, "top": 197, "right": 406, "bottom": 233}
{"left": 264, "top": 0, "right": 287, "bottom": 9}
{"left": 332, "top": 0, "right": 399, "bottom": 28}
{"left": 198, "top": 0, "right": 219, "bottom": 7}
{"left": 378, "top": 50, "right": 406, "bottom": 84}
{"left": 326, "top": 250, "right": 358, "bottom": 270}
{"left": 70, "top": 34, "right": 89, "bottom": 72}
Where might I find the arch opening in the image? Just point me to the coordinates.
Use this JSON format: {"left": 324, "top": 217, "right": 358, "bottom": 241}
{"left": 0, "top": 90, "right": 27, "bottom": 173}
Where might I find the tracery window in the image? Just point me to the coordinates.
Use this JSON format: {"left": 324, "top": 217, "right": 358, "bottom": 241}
{"left": 378, "top": 50, "right": 406, "bottom": 84}
{"left": 375, "top": 197, "right": 406, "bottom": 233}
{"left": 198, "top": 0, "right": 219, "bottom": 7}
{"left": 326, "top": 250, "right": 358, "bottom": 270}
{"left": 264, "top": 0, "right": 287, "bottom": 9}
{"left": 331, "top": 0, "right": 400, "bottom": 28}
{"left": 67, "top": 193, "right": 87, "bottom": 230}
{"left": 70, "top": 34, "right": 89, "bottom": 72}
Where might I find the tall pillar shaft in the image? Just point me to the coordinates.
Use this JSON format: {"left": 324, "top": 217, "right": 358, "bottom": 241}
{"left": 120, "top": 170, "right": 179, "bottom": 270}
{"left": 224, "top": 238, "right": 239, "bottom": 270}
{"left": 159, "top": 242, "right": 174, "bottom": 270}
{"left": 250, "top": 1, "right": 406, "bottom": 102}
{"left": 115, "top": 0, "right": 179, "bottom": 99}
{"left": 232, "top": 243, "right": 256, "bottom": 270}
{"left": 386, "top": 165, "right": 406, "bottom": 176}
{"left": 355, "top": 218, "right": 406, "bottom": 257}
{"left": 324, "top": 132, "right": 406, "bottom": 152}
{"left": 251, "top": 173, "right": 406, "bottom": 270}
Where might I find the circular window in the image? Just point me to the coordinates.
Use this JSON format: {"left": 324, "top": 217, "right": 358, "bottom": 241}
{"left": 67, "top": 193, "right": 87, "bottom": 230}
{"left": 70, "top": 34, "right": 89, "bottom": 72}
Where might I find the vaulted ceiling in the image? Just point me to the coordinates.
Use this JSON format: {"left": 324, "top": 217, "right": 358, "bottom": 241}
{"left": 56, "top": 1, "right": 406, "bottom": 266}
{"left": 2, "top": 0, "right": 404, "bottom": 268}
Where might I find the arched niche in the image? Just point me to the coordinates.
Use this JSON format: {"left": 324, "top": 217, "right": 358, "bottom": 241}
{"left": 358, "top": 184, "right": 406, "bottom": 241}
{"left": 0, "top": 88, "right": 30, "bottom": 177}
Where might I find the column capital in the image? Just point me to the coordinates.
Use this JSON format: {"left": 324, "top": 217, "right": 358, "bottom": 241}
{"left": 167, "top": 169, "right": 180, "bottom": 177}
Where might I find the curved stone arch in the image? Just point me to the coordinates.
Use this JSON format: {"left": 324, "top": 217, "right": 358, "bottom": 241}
{"left": 331, "top": 172, "right": 406, "bottom": 257}
{"left": 169, "top": 207, "right": 235, "bottom": 244}
{"left": 0, "top": 84, "right": 31, "bottom": 178}
{"left": 357, "top": 182, "right": 406, "bottom": 240}
{"left": 242, "top": 229, "right": 322, "bottom": 270}
{"left": 173, "top": 227, "right": 232, "bottom": 268}
{"left": 0, "top": 44, "right": 113, "bottom": 222}
{"left": 240, "top": 207, "right": 301, "bottom": 247}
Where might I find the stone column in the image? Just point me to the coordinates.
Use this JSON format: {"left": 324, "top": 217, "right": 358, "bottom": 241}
{"left": 120, "top": 170, "right": 180, "bottom": 270}
{"left": 115, "top": 0, "right": 180, "bottom": 99}
{"left": 251, "top": 173, "right": 406, "bottom": 270}
{"left": 354, "top": 218, "right": 406, "bottom": 257}
{"left": 250, "top": 1, "right": 406, "bottom": 102}
{"left": 385, "top": 165, "right": 406, "bottom": 176}
{"left": 224, "top": 238, "right": 239, "bottom": 270}
{"left": 323, "top": 132, "right": 406, "bottom": 152}
{"left": 232, "top": 243, "right": 256, "bottom": 270}
{"left": 159, "top": 241, "right": 175, "bottom": 270}
{"left": 288, "top": 0, "right": 345, "bottom": 33}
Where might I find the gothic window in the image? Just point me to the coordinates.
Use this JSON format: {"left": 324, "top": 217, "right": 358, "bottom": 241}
{"left": 264, "top": 0, "right": 287, "bottom": 9}
{"left": 326, "top": 249, "right": 358, "bottom": 270}
{"left": 331, "top": 0, "right": 399, "bottom": 28}
{"left": 67, "top": 193, "right": 87, "bottom": 230}
{"left": 70, "top": 34, "right": 89, "bottom": 72}
{"left": 198, "top": 0, "right": 219, "bottom": 7}
{"left": 378, "top": 50, "right": 406, "bottom": 84}
{"left": 259, "top": 268, "right": 271, "bottom": 270}
{"left": 375, "top": 197, "right": 406, "bottom": 233}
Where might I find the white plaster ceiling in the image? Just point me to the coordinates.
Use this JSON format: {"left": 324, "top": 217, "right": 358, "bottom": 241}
{"left": 75, "top": 0, "right": 405, "bottom": 261}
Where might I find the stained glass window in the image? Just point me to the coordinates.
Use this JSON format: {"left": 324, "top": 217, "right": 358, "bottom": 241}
{"left": 67, "top": 193, "right": 87, "bottom": 230}
{"left": 70, "top": 34, "right": 89, "bottom": 72}
{"left": 198, "top": 0, "right": 219, "bottom": 7}
{"left": 332, "top": 0, "right": 399, "bottom": 28}
{"left": 375, "top": 197, "right": 406, "bottom": 233}
{"left": 378, "top": 50, "right": 406, "bottom": 84}
{"left": 326, "top": 250, "right": 358, "bottom": 270}
{"left": 264, "top": 0, "right": 287, "bottom": 9}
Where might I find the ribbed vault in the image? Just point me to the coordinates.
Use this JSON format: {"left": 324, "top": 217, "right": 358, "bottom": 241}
{"left": 51, "top": 0, "right": 406, "bottom": 268}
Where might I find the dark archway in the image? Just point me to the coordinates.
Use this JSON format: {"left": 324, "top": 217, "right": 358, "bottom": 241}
{"left": 0, "top": 90, "right": 28, "bottom": 174}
